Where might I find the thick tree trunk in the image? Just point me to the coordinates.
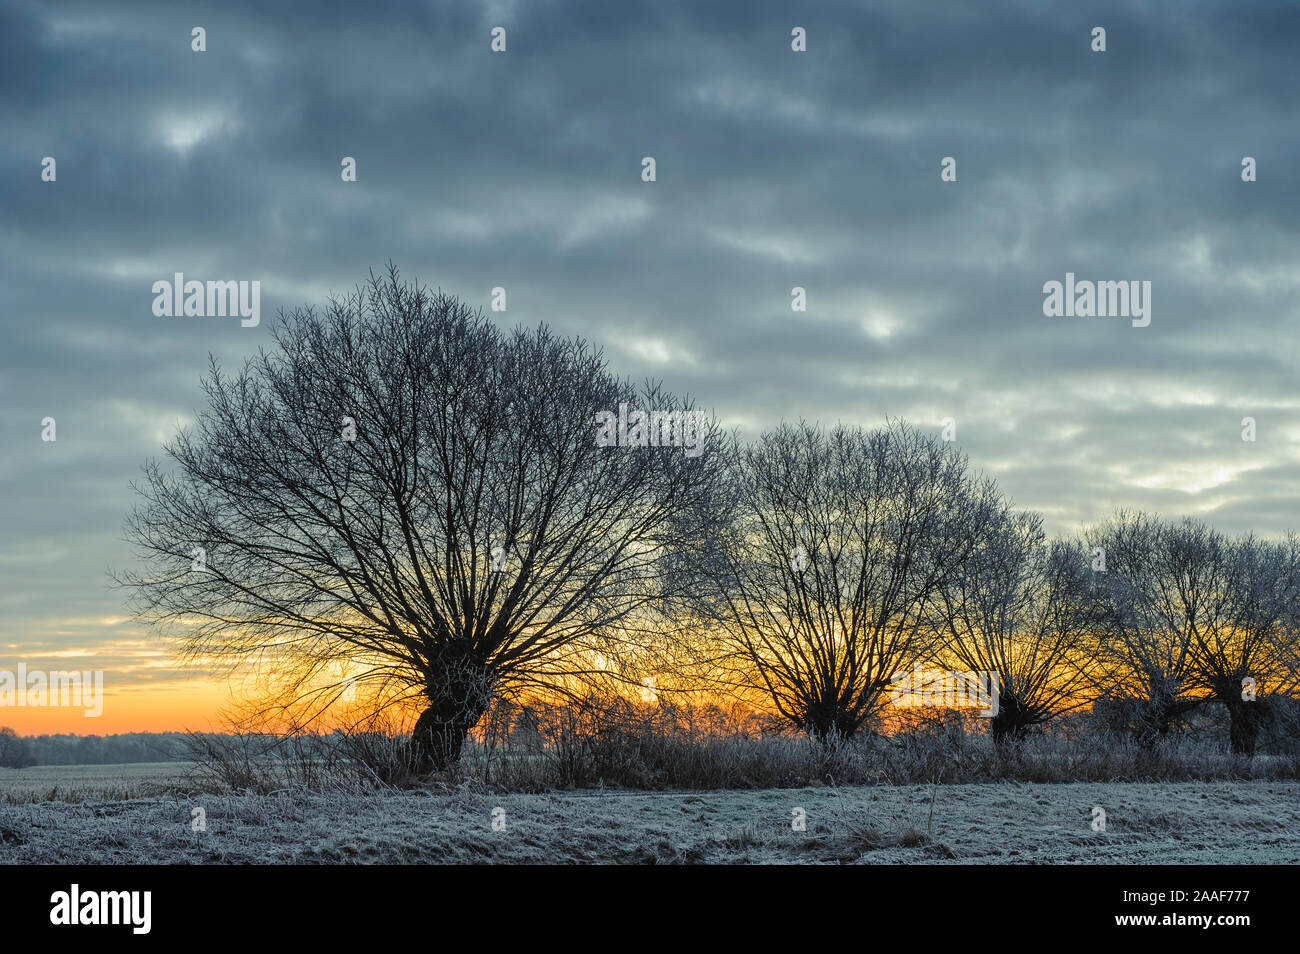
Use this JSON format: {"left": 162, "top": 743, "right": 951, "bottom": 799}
{"left": 410, "top": 654, "right": 495, "bottom": 773}
{"left": 1224, "top": 699, "right": 1262, "bottom": 756}
{"left": 1137, "top": 708, "right": 1175, "bottom": 746}
{"left": 990, "top": 694, "right": 1030, "bottom": 745}
{"left": 411, "top": 705, "right": 478, "bottom": 771}
{"left": 1137, "top": 679, "right": 1182, "bottom": 745}
{"left": 803, "top": 697, "right": 860, "bottom": 743}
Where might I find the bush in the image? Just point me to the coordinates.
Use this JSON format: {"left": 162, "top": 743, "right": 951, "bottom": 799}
{"left": 184, "top": 716, "right": 426, "bottom": 794}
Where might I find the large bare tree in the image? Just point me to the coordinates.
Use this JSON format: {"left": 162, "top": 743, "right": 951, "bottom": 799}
{"left": 933, "top": 510, "right": 1101, "bottom": 742}
{"left": 1186, "top": 532, "right": 1300, "bottom": 754}
{"left": 1088, "top": 512, "right": 1300, "bottom": 752}
{"left": 1085, "top": 511, "right": 1220, "bottom": 740}
{"left": 121, "top": 267, "right": 727, "bottom": 771}
{"left": 696, "top": 421, "right": 1003, "bottom": 740}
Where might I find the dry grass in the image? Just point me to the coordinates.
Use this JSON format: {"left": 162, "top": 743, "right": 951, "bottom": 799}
{"left": 3, "top": 701, "right": 1297, "bottom": 807}
{"left": 452, "top": 708, "right": 1300, "bottom": 791}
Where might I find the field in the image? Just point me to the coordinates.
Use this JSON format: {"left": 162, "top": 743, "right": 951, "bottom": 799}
{"left": 1, "top": 764, "right": 1297, "bottom": 864}
{"left": 0, "top": 763, "right": 194, "bottom": 802}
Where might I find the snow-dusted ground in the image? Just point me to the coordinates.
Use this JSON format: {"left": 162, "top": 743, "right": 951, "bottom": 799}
{"left": 2, "top": 766, "right": 1297, "bottom": 863}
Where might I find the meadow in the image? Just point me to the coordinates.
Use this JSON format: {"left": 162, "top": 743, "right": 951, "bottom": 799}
{"left": 1, "top": 767, "right": 1296, "bottom": 864}
{"left": 3, "top": 724, "right": 1299, "bottom": 864}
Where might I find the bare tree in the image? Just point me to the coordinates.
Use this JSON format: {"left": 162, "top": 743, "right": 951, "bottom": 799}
{"left": 1187, "top": 533, "right": 1300, "bottom": 754}
{"left": 933, "top": 510, "right": 1101, "bottom": 742}
{"left": 120, "top": 266, "right": 728, "bottom": 771}
{"left": 1086, "top": 511, "right": 1228, "bottom": 741}
{"left": 695, "top": 420, "right": 1003, "bottom": 740}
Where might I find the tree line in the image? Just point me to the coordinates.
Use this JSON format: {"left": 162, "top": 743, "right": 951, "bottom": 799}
{"left": 118, "top": 266, "right": 1300, "bottom": 773}
{"left": 0, "top": 730, "right": 195, "bottom": 767}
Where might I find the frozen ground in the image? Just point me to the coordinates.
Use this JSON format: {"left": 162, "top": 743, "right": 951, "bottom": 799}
{"left": 1, "top": 765, "right": 1296, "bottom": 863}
{"left": 0, "top": 762, "right": 192, "bottom": 802}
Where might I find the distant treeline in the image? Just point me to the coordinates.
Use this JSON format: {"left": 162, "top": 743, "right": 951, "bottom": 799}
{"left": 0, "top": 731, "right": 207, "bottom": 766}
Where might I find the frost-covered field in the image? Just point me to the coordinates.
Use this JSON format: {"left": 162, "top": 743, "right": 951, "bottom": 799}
{"left": 0, "top": 763, "right": 194, "bottom": 802}
{"left": 1, "top": 766, "right": 1297, "bottom": 864}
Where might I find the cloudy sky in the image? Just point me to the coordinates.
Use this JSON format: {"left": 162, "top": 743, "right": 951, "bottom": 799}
{"left": 3, "top": 0, "right": 1299, "bottom": 730}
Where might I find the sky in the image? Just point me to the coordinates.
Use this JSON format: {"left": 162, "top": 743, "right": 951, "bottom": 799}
{"left": 2, "top": 0, "right": 1299, "bottom": 732}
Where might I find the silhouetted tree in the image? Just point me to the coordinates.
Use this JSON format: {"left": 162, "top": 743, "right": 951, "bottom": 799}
{"left": 696, "top": 421, "right": 1003, "bottom": 740}
{"left": 1188, "top": 533, "right": 1300, "bottom": 755}
{"left": 1084, "top": 511, "right": 1300, "bottom": 752}
{"left": 122, "top": 266, "right": 728, "bottom": 771}
{"left": 934, "top": 510, "right": 1102, "bottom": 742}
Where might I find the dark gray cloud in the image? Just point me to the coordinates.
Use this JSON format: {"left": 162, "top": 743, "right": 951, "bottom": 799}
{"left": 2, "top": 0, "right": 1299, "bottom": 683}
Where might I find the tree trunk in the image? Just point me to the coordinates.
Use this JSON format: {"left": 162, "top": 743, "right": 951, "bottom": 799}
{"left": 1225, "top": 699, "right": 1262, "bottom": 756}
{"left": 803, "top": 699, "right": 859, "bottom": 744}
{"left": 1138, "top": 678, "right": 1182, "bottom": 744}
{"left": 410, "top": 654, "right": 495, "bottom": 773}
{"left": 411, "top": 704, "right": 478, "bottom": 772}
{"left": 990, "top": 698, "right": 1028, "bottom": 745}
{"left": 990, "top": 719, "right": 1012, "bottom": 744}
